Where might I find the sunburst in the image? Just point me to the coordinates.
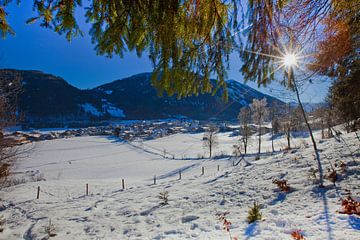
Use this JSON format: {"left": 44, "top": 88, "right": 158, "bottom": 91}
{"left": 282, "top": 53, "right": 297, "bottom": 68}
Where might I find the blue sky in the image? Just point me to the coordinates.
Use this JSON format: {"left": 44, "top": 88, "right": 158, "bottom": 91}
{"left": 0, "top": 1, "right": 331, "bottom": 103}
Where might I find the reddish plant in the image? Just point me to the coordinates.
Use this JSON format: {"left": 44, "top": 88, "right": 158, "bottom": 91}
{"left": 339, "top": 196, "right": 360, "bottom": 216}
{"left": 291, "top": 230, "right": 306, "bottom": 240}
{"left": 272, "top": 179, "right": 290, "bottom": 192}
{"left": 215, "top": 212, "right": 238, "bottom": 240}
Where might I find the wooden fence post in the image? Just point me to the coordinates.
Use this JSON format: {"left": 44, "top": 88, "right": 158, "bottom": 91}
{"left": 86, "top": 183, "right": 89, "bottom": 196}
{"left": 217, "top": 165, "right": 220, "bottom": 171}
{"left": 122, "top": 179, "right": 125, "bottom": 190}
{"left": 202, "top": 166, "right": 204, "bottom": 175}
{"left": 179, "top": 170, "right": 182, "bottom": 180}
{"left": 154, "top": 175, "right": 156, "bottom": 185}
{"left": 37, "top": 186, "right": 40, "bottom": 199}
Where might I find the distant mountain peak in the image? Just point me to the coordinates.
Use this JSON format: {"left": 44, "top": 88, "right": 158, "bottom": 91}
{"left": 1, "top": 69, "right": 284, "bottom": 127}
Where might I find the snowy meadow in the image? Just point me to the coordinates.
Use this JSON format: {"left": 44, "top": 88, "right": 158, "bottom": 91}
{"left": 0, "top": 128, "right": 359, "bottom": 239}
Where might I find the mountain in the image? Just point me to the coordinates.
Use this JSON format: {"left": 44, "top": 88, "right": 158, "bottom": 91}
{"left": 289, "top": 101, "right": 327, "bottom": 112}
{"left": 1, "top": 69, "right": 284, "bottom": 126}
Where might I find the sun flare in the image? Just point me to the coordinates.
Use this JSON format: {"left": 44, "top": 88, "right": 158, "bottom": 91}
{"left": 282, "top": 53, "right": 298, "bottom": 67}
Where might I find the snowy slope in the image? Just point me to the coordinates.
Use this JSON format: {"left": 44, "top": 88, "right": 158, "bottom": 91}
{"left": 0, "top": 129, "right": 359, "bottom": 239}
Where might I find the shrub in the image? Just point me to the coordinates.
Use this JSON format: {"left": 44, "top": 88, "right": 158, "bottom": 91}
{"left": 307, "top": 168, "right": 317, "bottom": 180}
{"left": 44, "top": 219, "right": 56, "bottom": 237}
{"left": 272, "top": 179, "right": 290, "bottom": 192}
{"left": 246, "top": 201, "right": 262, "bottom": 224}
{"left": 0, "top": 177, "right": 27, "bottom": 189}
{"left": 215, "top": 211, "right": 238, "bottom": 240}
{"left": 339, "top": 196, "right": 360, "bottom": 216}
{"left": 158, "top": 190, "right": 169, "bottom": 205}
{"left": 335, "top": 161, "right": 346, "bottom": 173}
{"left": 300, "top": 140, "right": 308, "bottom": 148}
{"left": 291, "top": 230, "right": 306, "bottom": 240}
{"left": 0, "top": 215, "right": 6, "bottom": 232}
{"left": 31, "top": 173, "right": 45, "bottom": 182}
{"left": 0, "top": 164, "right": 10, "bottom": 179}
{"left": 325, "top": 169, "right": 337, "bottom": 184}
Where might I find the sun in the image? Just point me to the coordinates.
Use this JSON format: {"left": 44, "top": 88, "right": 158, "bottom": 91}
{"left": 282, "top": 53, "right": 298, "bottom": 67}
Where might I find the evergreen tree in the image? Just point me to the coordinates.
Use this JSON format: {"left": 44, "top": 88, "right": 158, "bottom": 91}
{"left": 329, "top": 66, "right": 360, "bottom": 132}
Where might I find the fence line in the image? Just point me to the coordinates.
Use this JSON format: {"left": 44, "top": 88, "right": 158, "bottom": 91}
{"left": 33, "top": 161, "right": 241, "bottom": 200}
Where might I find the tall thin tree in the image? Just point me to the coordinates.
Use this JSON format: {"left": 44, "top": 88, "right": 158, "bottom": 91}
{"left": 203, "top": 126, "right": 219, "bottom": 159}
{"left": 238, "top": 106, "right": 252, "bottom": 154}
{"left": 250, "top": 98, "right": 269, "bottom": 158}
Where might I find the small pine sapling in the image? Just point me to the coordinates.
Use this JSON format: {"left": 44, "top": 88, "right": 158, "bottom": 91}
{"left": 272, "top": 179, "right": 290, "bottom": 192}
{"left": 291, "top": 230, "right": 306, "bottom": 240}
{"left": 158, "top": 190, "right": 169, "bottom": 205}
{"left": 0, "top": 215, "right": 5, "bottom": 232}
{"left": 44, "top": 219, "right": 56, "bottom": 237}
{"left": 246, "top": 201, "right": 262, "bottom": 224}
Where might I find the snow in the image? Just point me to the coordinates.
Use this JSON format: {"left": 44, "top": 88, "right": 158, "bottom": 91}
{"left": 104, "top": 90, "right": 113, "bottom": 95}
{"left": 1, "top": 128, "right": 359, "bottom": 239}
{"left": 80, "top": 102, "right": 125, "bottom": 118}
{"left": 80, "top": 103, "right": 102, "bottom": 117}
{"left": 105, "top": 106, "right": 125, "bottom": 118}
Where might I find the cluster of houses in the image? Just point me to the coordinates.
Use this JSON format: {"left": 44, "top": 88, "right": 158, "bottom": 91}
{"left": 7, "top": 120, "right": 229, "bottom": 144}
{"left": 113, "top": 120, "right": 206, "bottom": 141}
{"left": 7, "top": 126, "right": 113, "bottom": 145}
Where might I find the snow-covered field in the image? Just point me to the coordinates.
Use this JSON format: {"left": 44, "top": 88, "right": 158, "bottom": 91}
{"left": 0, "top": 130, "right": 359, "bottom": 239}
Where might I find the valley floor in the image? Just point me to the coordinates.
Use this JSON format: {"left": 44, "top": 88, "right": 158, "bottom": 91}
{"left": 0, "top": 129, "right": 359, "bottom": 239}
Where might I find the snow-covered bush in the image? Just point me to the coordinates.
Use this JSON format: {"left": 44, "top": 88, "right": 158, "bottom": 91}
{"left": 30, "top": 172, "right": 45, "bottom": 182}
{"left": 0, "top": 215, "right": 5, "bottom": 232}
{"left": 0, "top": 177, "right": 26, "bottom": 189}
{"left": 44, "top": 219, "right": 56, "bottom": 237}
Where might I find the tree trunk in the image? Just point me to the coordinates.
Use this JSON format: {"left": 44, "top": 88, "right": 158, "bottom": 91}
{"left": 258, "top": 122, "right": 261, "bottom": 156}
{"left": 244, "top": 128, "right": 248, "bottom": 154}
{"left": 271, "top": 127, "right": 274, "bottom": 152}
{"left": 292, "top": 70, "right": 324, "bottom": 187}
{"left": 209, "top": 142, "right": 212, "bottom": 158}
{"left": 244, "top": 138, "right": 247, "bottom": 154}
{"left": 287, "top": 128, "right": 291, "bottom": 149}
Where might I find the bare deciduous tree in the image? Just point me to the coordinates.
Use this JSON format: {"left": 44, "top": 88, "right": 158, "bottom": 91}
{"left": 269, "top": 103, "right": 281, "bottom": 152}
{"left": 238, "top": 106, "right": 252, "bottom": 154}
{"left": 250, "top": 98, "right": 269, "bottom": 157}
{"left": 281, "top": 104, "right": 295, "bottom": 150}
{"left": 203, "top": 126, "right": 218, "bottom": 159}
{"left": 313, "top": 106, "right": 336, "bottom": 139}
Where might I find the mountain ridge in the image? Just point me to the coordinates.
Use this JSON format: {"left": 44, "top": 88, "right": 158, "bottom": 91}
{"left": 1, "top": 69, "right": 285, "bottom": 126}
